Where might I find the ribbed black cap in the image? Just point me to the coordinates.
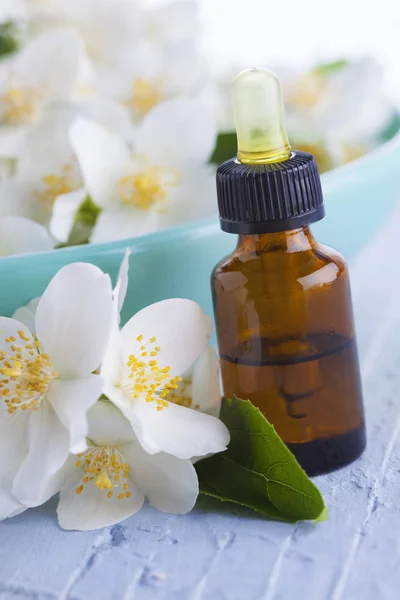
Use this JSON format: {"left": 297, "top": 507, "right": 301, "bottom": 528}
{"left": 216, "top": 151, "right": 325, "bottom": 234}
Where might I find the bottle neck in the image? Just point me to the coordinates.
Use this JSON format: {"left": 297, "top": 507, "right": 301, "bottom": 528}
{"left": 236, "top": 227, "right": 316, "bottom": 254}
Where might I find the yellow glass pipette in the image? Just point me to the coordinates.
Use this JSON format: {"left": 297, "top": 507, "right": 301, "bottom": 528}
{"left": 232, "top": 67, "right": 291, "bottom": 164}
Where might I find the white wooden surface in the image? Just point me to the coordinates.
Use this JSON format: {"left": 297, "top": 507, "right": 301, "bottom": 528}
{"left": 2, "top": 206, "right": 400, "bottom": 600}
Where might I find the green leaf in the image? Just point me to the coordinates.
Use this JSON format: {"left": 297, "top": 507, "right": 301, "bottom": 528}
{"left": 210, "top": 132, "right": 237, "bottom": 165}
{"left": 196, "top": 397, "right": 327, "bottom": 523}
{"left": 57, "top": 195, "right": 101, "bottom": 248}
{"left": 378, "top": 111, "right": 400, "bottom": 143}
{"left": 0, "top": 22, "right": 20, "bottom": 58}
{"left": 313, "top": 59, "right": 349, "bottom": 76}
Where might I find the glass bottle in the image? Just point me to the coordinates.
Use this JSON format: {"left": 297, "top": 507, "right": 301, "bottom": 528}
{"left": 211, "top": 68, "right": 366, "bottom": 475}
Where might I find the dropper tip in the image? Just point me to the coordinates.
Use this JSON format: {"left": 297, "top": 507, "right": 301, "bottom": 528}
{"left": 232, "top": 67, "right": 291, "bottom": 164}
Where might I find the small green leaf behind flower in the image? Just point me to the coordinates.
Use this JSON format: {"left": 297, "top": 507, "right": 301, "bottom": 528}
{"left": 0, "top": 22, "right": 21, "bottom": 58}
{"left": 210, "top": 132, "right": 237, "bottom": 165}
{"left": 313, "top": 59, "right": 349, "bottom": 76}
{"left": 57, "top": 195, "right": 101, "bottom": 248}
{"left": 196, "top": 397, "right": 327, "bottom": 523}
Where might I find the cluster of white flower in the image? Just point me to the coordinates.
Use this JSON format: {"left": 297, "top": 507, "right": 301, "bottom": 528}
{"left": 0, "top": 0, "right": 218, "bottom": 256}
{"left": 0, "top": 1, "right": 396, "bottom": 256}
{"left": 0, "top": 252, "right": 230, "bottom": 530}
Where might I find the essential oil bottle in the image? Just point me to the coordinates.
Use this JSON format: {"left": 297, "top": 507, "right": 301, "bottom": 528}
{"left": 211, "top": 68, "right": 366, "bottom": 476}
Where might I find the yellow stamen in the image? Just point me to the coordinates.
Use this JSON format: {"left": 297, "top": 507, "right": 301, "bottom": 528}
{"left": 118, "top": 161, "right": 180, "bottom": 212}
{"left": 34, "top": 163, "right": 79, "bottom": 211}
{"left": 0, "top": 84, "right": 41, "bottom": 125}
{"left": 95, "top": 470, "right": 113, "bottom": 491}
{"left": 18, "top": 330, "right": 30, "bottom": 342}
{"left": 122, "top": 336, "right": 179, "bottom": 410}
{"left": 0, "top": 335, "right": 55, "bottom": 414}
{"left": 124, "top": 77, "right": 161, "bottom": 117}
{"left": 74, "top": 446, "right": 131, "bottom": 500}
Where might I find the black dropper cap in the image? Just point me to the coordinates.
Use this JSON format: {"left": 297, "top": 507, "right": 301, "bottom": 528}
{"left": 216, "top": 68, "right": 325, "bottom": 234}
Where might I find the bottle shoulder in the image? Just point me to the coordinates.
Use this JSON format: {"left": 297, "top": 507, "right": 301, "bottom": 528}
{"left": 211, "top": 241, "right": 348, "bottom": 289}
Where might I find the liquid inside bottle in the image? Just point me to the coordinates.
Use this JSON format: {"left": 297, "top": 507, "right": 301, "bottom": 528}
{"left": 220, "top": 332, "right": 365, "bottom": 476}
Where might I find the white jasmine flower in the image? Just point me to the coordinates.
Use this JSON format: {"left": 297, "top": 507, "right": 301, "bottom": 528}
{"left": 0, "top": 262, "right": 113, "bottom": 518}
{"left": 0, "top": 97, "right": 133, "bottom": 239}
{"left": 0, "top": 28, "right": 85, "bottom": 158}
{"left": 63, "top": 98, "right": 217, "bottom": 243}
{"left": 28, "top": 0, "right": 198, "bottom": 66}
{"left": 27, "top": 0, "right": 142, "bottom": 67}
{"left": 57, "top": 400, "right": 201, "bottom": 531}
{"left": 282, "top": 58, "right": 394, "bottom": 166}
{"left": 141, "top": 1, "right": 200, "bottom": 46}
{"left": 0, "top": 216, "right": 54, "bottom": 256}
{"left": 98, "top": 40, "right": 209, "bottom": 122}
{"left": 10, "top": 253, "right": 226, "bottom": 530}
{"left": 101, "top": 297, "right": 230, "bottom": 459}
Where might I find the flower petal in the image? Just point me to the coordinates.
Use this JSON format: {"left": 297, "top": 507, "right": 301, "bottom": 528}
{"left": 103, "top": 382, "right": 145, "bottom": 443}
{"left": 100, "top": 317, "right": 124, "bottom": 389}
{"left": 191, "top": 346, "right": 222, "bottom": 417}
{"left": 148, "top": 1, "right": 199, "bottom": 44}
{"left": 38, "top": 98, "right": 133, "bottom": 143}
{"left": 18, "top": 98, "right": 133, "bottom": 180}
{"left": 90, "top": 207, "right": 157, "bottom": 243}
{"left": 114, "top": 249, "right": 130, "bottom": 317}
{"left": 0, "top": 179, "right": 48, "bottom": 223}
{"left": 135, "top": 98, "right": 217, "bottom": 168}
{"left": 87, "top": 400, "right": 134, "bottom": 447}
{"left": 12, "top": 400, "right": 70, "bottom": 507}
{"left": 167, "top": 166, "right": 218, "bottom": 222}
{"left": 0, "top": 411, "right": 30, "bottom": 519}
{"left": 12, "top": 297, "right": 40, "bottom": 333}
{"left": 34, "top": 457, "right": 78, "bottom": 508}
{"left": 57, "top": 471, "right": 144, "bottom": 531}
{"left": 50, "top": 188, "right": 87, "bottom": 243}
{"left": 122, "top": 439, "right": 199, "bottom": 514}
{"left": 35, "top": 262, "right": 113, "bottom": 378}
{"left": 47, "top": 375, "right": 103, "bottom": 455}
{"left": 74, "top": 98, "right": 134, "bottom": 143}
{"left": 14, "top": 28, "right": 84, "bottom": 100}
{"left": 0, "top": 217, "right": 54, "bottom": 256}
{"left": 1, "top": 496, "right": 26, "bottom": 521}
{"left": 124, "top": 398, "right": 230, "bottom": 459}
{"left": 143, "top": 167, "right": 217, "bottom": 233}
{"left": 120, "top": 299, "right": 213, "bottom": 381}
{"left": 162, "top": 42, "right": 209, "bottom": 96}
{"left": 69, "top": 118, "right": 130, "bottom": 207}
{"left": 0, "top": 126, "right": 28, "bottom": 159}
{"left": 99, "top": 252, "right": 129, "bottom": 387}
{"left": 16, "top": 116, "right": 78, "bottom": 183}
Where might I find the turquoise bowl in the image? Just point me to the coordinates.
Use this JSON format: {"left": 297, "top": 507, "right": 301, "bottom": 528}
{"left": 1, "top": 137, "right": 399, "bottom": 325}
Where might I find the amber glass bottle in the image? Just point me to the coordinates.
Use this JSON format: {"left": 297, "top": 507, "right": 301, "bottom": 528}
{"left": 212, "top": 227, "right": 365, "bottom": 475}
{"left": 211, "top": 68, "right": 366, "bottom": 475}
